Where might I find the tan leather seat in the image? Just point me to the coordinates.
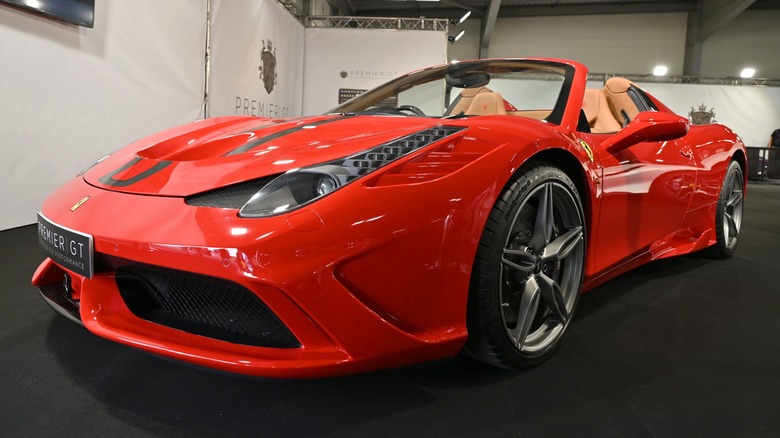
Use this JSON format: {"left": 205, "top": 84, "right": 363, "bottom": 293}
{"left": 465, "top": 91, "right": 507, "bottom": 116}
{"left": 582, "top": 89, "right": 600, "bottom": 126}
{"left": 603, "top": 77, "right": 641, "bottom": 128}
{"left": 582, "top": 88, "right": 622, "bottom": 133}
{"left": 447, "top": 87, "right": 490, "bottom": 116}
{"left": 447, "top": 87, "right": 507, "bottom": 116}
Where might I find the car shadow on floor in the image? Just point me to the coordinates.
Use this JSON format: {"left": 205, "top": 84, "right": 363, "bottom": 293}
{"left": 44, "top": 314, "right": 518, "bottom": 437}
{"left": 42, "top": 252, "right": 718, "bottom": 438}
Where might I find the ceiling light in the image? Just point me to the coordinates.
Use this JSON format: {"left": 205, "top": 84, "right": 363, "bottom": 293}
{"left": 450, "top": 11, "right": 471, "bottom": 25}
{"left": 740, "top": 67, "right": 755, "bottom": 78}
{"left": 652, "top": 65, "right": 668, "bottom": 76}
{"left": 448, "top": 30, "right": 465, "bottom": 43}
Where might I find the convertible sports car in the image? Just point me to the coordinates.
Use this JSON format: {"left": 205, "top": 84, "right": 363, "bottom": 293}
{"left": 33, "top": 58, "right": 745, "bottom": 378}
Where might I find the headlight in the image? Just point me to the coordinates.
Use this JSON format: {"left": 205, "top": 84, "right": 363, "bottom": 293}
{"left": 239, "top": 126, "right": 465, "bottom": 218}
{"left": 239, "top": 164, "right": 350, "bottom": 217}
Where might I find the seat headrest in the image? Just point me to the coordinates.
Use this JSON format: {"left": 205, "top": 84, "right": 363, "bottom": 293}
{"left": 604, "top": 77, "right": 633, "bottom": 94}
{"left": 459, "top": 87, "right": 489, "bottom": 98}
{"left": 466, "top": 92, "right": 507, "bottom": 116}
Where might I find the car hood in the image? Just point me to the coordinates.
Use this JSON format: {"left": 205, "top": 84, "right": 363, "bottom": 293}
{"left": 83, "top": 115, "right": 468, "bottom": 196}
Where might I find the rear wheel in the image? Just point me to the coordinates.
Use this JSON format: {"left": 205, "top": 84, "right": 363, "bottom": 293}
{"left": 465, "top": 162, "right": 585, "bottom": 369}
{"left": 706, "top": 160, "right": 744, "bottom": 259}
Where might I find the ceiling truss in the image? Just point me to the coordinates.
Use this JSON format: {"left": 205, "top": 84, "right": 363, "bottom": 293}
{"left": 318, "top": 0, "right": 779, "bottom": 70}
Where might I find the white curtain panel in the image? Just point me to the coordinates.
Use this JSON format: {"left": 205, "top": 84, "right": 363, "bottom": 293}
{"left": 0, "top": 0, "right": 206, "bottom": 230}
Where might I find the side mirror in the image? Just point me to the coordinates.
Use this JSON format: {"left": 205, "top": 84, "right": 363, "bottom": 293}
{"left": 602, "top": 111, "right": 689, "bottom": 154}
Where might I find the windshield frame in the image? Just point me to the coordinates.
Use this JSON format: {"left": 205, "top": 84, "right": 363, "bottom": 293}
{"left": 329, "top": 59, "right": 576, "bottom": 126}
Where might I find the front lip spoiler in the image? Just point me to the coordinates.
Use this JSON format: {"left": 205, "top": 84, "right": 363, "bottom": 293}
{"left": 38, "top": 283, "right": 83, "bottom": 326}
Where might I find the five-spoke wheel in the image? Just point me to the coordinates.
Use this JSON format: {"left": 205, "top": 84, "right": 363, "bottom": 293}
{"left": 708, "top": 160, "right": 744, "bottom": 258}
{"left": 466, "top": 162, "right": 585, "bottom": 369}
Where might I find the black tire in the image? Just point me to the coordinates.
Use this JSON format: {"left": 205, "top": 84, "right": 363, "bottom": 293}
{"left": 705, "top": 160, "right": 744, "bottom": 259}
{"left": 465, "top": 162, "right": 586, "bottom": 369}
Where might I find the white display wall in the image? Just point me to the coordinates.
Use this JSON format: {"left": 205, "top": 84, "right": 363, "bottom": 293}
{"left": 208, "top": 0, "right": 304, "bottom": 118}
{"left": 303, "top": 28, "right": 447, "bottom": 115}
{"left": 638, "top": 83, "right": 780, "bottom": 148}
{"left": 0, "top": 0, "right": 207, "bottom": 231}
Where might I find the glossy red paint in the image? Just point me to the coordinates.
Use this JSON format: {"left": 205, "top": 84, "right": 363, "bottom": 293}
{"left": 32, "top": 58, "right": 746, "bottom": 377}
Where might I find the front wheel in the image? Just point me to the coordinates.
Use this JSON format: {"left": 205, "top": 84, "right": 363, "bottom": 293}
{"left": 465, "top": 162, "right": 586, "bottom": 369}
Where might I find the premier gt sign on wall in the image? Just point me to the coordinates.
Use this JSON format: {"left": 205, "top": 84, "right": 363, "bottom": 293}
{"left": 208, "top": 0, "right": 304, "bottom": 118}
{"left": 303, "top": 27, "right": 447, "bottom": 115}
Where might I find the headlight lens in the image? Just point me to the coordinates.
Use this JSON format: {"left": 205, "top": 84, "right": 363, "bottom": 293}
{"left": 239, "top": 126, "right": 465, "bottom": 218}
{"left": 239, "top": 164, "right": 350, "bottom": 217}
{"left": 316, "top": 174, "right": 338, "bottom": 196}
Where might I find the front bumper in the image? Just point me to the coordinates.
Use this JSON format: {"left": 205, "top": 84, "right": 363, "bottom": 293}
{"left": 32, "top": 176, "right": 473, "bottom": 378}
{"left": 33, "top": 258, "right": 360, "bottom": 377}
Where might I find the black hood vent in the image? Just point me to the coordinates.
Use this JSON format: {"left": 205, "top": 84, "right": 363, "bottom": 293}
{"left": 185, "top": 174, "right": 281, "bottom": 209}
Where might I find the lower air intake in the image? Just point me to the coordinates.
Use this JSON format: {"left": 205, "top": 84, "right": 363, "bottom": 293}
{"left": 116, "top": 265, "right": 300, "bottom": 348}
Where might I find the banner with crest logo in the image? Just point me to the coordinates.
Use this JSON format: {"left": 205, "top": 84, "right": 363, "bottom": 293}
{"left": 636, "top": 83, "right": 780, "bottom": 147}
{"left": 302, "top": 28, "right": 447, "bottom": 115}
{"left": 208, "top": 0, "right": 304, "bottom": 118}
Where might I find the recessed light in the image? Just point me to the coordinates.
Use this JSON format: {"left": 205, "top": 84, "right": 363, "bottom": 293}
{"left": 653, "top": 65, "right": 668, "bottom": 76}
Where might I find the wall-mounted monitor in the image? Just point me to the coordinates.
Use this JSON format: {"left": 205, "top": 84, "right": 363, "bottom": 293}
{"left": 0, "top": 0, "right": 94, "bottom": 28}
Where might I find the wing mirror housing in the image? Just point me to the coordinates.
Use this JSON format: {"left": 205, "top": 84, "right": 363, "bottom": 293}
{"left": 603, "top": 111, "right": 689, "bottom": 153}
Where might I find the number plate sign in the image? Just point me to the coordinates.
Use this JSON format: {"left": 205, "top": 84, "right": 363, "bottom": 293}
{"left": 37, "top": 212, "right": 94, "bottom": 278}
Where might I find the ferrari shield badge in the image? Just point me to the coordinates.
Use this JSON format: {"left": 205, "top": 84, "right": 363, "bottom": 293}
{"left": 578, "top": 139, "right": 594, "bottom": 162}
{"left": 70, "top": 196, "right": 90, "bottom": 212}
{"left": 258, "top": 40, "right": 277, "bottom": 94}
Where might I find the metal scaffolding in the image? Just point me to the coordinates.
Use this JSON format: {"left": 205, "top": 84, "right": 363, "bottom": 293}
{"left": 588, "top": 73, "right": 780, "bottom": 87}
{"left": 306, "top": 16, "right": 448, "bottom": 31}
{"left": 277, "top": 0, "right": 305, "bottom": 22}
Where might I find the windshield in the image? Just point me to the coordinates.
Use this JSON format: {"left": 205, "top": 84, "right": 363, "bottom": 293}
{"left": 330, "top": 60, "right": 575, "bottom": 125}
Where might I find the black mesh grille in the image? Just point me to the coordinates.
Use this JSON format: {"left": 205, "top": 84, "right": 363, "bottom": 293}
{"left": 116, "top": 265, "right": 300, "bottom": 348}
{"left": 185, "top": 174, "right": 280, "bottom": 209}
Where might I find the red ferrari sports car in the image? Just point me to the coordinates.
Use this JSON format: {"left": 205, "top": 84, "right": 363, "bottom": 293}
{"left": 33, "top": 58, "right": 746, "bottom": 378}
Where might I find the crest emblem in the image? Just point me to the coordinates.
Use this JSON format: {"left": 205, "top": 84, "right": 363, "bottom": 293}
{"left": 688, "top": 103, "right": 716, "bottom": 125}
{"left": 340, "top": 70, "right": 348, "bottom": 79}
{"left": 258, "top": 40, "right": 277, "bottom": 94}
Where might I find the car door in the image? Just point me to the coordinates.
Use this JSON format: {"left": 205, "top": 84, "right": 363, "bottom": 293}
{"left": 588, "top": 135, "right": 697, "bottom": 272}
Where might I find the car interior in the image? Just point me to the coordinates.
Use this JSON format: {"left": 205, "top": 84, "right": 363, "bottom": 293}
{"left": 444, "top": 77, "right": 654, "bottom": 136}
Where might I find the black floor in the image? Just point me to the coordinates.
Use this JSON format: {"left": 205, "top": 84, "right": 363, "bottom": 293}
{"left": 2, "top": 183, "right": 780, "bottom": 437}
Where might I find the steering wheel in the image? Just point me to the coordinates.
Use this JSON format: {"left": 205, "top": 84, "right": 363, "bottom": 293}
{"left": 397, "top": 105, "right": 426, "bottom": 116}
